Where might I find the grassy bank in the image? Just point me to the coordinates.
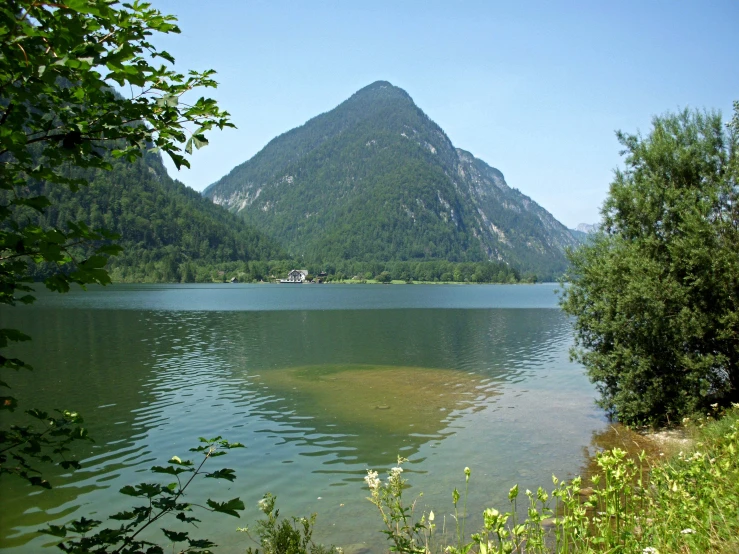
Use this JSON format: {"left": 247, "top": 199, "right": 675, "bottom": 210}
{"left": 361, "top": 406, "right": 739, "bottom": 554}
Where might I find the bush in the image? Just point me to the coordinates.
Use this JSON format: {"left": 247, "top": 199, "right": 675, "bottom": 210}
{"left": 560, "top": 107, "right": 739, "bottom": 426}
{"left": 241, "top": 493, "right": 334, "bottom": 554}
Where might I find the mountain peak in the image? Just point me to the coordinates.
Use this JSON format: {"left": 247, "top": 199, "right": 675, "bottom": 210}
{"left": 346, "top": 80, "right": 413, "bottom": 104}
{"left": 204, "top": 83, "right": 578, "bottom": 278}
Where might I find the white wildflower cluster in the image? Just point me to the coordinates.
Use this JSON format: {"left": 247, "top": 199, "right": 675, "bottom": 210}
{"left": 642, "top": 548, "right": 659, "bottom": 554}
{"left": 681, "top": 528, "right": 695, "bottom": 534}
{"left": 388, "top": 465, "right": 404, "bottom": 490}
{"left": 365, "top": 470, "right": 381, "bottom": 492}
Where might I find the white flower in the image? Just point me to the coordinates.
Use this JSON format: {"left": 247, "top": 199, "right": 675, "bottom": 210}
{"left": 642, "top": 548, "right": 658, "bottom": 554}
{"left": 257, "top": 498, "right": 268, "bottom": 510}
{"left": 364, "top": 470, "right": 381, "bottom": 491}
{"left": 681, "top": 528, "right": 695, "bottom": 534}
{"left": 428, "top": 510, "right": 435, "bottom": 522}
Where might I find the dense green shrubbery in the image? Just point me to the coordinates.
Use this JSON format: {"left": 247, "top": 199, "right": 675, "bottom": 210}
{"left": 561, "top": 107, "right": 739, "bottom": 426}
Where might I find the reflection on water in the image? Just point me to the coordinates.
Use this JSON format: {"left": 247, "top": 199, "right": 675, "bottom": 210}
{"left": 0, "top": 285, "right": 607, "bottom": 553}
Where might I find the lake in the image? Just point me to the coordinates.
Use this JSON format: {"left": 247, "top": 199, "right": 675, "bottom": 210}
{"left": 0, "top": 283, "right": 609, "bottom": 552}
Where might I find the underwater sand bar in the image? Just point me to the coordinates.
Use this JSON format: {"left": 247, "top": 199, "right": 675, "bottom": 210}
{"left": 251, "top": 364, "right": 497, "bottom": 437}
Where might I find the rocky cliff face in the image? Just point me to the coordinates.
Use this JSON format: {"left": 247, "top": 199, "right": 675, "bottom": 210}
{"left": 204, "top": 81, "right": 578, "bottom": 278}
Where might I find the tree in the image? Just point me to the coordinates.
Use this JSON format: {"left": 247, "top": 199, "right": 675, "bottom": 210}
{"left": 560, "top": 108, "right": 739, "bottom": 426}
{"left": 1, "top": 0, "right": 232, "bottom": 486}
{"left": 375, "top": 271, "right": 392, "bottom": 283}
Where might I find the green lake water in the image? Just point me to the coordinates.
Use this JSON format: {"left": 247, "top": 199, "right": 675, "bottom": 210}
{"left": 0, "top": 283, "right": 609, "bottom": 552}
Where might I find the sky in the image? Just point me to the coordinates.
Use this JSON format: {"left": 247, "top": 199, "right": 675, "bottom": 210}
{"left": 152, "top": 0, "right": 738, "bottom": 229}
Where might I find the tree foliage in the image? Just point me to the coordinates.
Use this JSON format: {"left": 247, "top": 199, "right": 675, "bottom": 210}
{"left": 560, "top": 108, "right": 739, "bottom": 425}
{"left": 40, "top": 436, "right": 246, "bottom": 553}
{"left": 1, "top": 0, "right": 231, "bottom": 485}
{"left": 8, "top": 148, "right": 286, "bottom": 284}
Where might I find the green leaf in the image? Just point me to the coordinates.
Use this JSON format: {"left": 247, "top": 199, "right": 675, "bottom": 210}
{"left": 69, "top": 517, "right": 100, "bottom": 534}
{"left": 28, "top": 476, "right": 51, "bottom": 489}
{"left": 206, "top": 497, "right": 244, "bottom": 518}
{"left": 176, "top": 511, "right": 201, "bottom": 524}
{"left": 39, "top": 524, "right": 68, "bottom": 538}
{"left": 26, "top": 409, "right": 49, "bottom": 420}
{"left": 151, "top": 465, "right": 188, "bottom": 476}
{"left": 161, "top": 529, "right": 188, "bottom": 542}
{"left": 120, "top": 483, "right": 163, "bottom": 498}
{"left": 205, "top": 468, "right": 236, "bottom": 482}
{"left": 168, "top": 455, "right": 193, "bottom": 466}
{"left": 188, "top": 538, "right": 216, "bottom": 548}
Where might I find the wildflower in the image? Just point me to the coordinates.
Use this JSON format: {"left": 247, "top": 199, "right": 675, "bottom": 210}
{"left": 365, "top": 470, "right": 381, "bottom": 492}
{"left": 642, "top": 548, "right": 658, "bottom": 554}
{"left": 429, "top": 510, "right": 435, "bottom": 522}
{"left": 464, "top": 466, "right": 471, "bottom": 481}
{"left": 681, "top": 528, "right": 695, "bottom": 534}
{"left": 257, "top": 497, "right": 269, "bottom": 511}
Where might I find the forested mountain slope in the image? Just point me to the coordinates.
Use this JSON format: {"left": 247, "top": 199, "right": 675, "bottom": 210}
{"left": 204, "top": 81, "right": 578, "bottom": 279}
{"left": 14, "top": 151, "right": 285, "bottom": 282}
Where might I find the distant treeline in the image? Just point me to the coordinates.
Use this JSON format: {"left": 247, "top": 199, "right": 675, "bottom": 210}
{"left": 108, "top": 258, "right": 529, "bottom": 284}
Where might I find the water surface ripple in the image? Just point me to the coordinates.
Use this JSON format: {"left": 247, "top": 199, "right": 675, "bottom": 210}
{"left": 0, "top": 284, "right": 607, "bottom": 552}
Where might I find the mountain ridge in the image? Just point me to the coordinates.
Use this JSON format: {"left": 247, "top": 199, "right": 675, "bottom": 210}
{"left": 204, "top": 81, "right": 578, "bottom": 279}
{"left": 13, "top": 150, "right": 286, "bottom": 282}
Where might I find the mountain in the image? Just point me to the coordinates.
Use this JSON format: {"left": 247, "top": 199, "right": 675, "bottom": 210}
{"left": 569, "top": 223, "right": 598, "bottom": 244}
{"left": 575, "top": 223, "right": 597, "bottom": 233}
{"left": 14, "top": 150, "right": 286, "bottom": 282}
{"left": 569, "top": 228, "right": 589, "bottom": 243}
{"left": 203, "top": 81, "right": 578, "bottom": 279}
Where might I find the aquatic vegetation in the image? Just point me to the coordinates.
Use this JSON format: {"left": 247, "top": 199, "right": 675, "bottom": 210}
{"left": 253, "top": 364, "right": 492, "bottom": 439}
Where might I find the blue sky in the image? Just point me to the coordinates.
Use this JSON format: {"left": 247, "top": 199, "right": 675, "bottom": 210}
{"left": 153, "top": 0, "right": 738, "bottom": 228}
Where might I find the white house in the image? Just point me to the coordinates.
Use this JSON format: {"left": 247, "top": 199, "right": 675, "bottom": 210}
{"left": 281, "top": 269, "right": 309, "bottom": 283}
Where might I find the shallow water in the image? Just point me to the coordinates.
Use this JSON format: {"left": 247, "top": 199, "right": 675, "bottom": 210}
{"left": 0, "top": 283, "right": 608, "bottom": 552}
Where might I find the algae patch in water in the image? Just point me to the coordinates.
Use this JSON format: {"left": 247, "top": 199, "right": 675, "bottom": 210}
{"left": 252, "top": 364, "right": 494, "bottom": 437}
